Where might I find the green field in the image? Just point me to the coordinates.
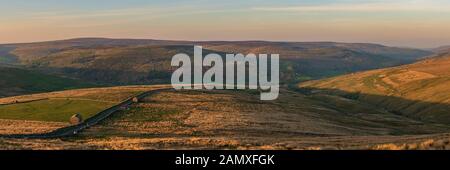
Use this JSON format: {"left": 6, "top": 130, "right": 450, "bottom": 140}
{"left": 0, "top": 99, "right": 114, "bottom": 122}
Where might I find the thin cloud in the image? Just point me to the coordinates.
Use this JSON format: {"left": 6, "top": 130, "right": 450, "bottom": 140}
{"left": 252, "top": 1, "right": 450, "bottom": 12}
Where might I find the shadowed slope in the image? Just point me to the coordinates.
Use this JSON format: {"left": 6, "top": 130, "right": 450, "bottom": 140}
{"left": 299, "top": 53, "right": 450, "bottom": 123}
{"left": 0, "top": 65, "right": 94, "bottom": 97}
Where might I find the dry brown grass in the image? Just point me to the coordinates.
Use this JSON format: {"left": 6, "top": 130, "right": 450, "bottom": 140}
{"left": 381, "top": 70, "right": 436, "bottom": 88}
{"left": 370, "top": 137, "right": 450, "bottom": 150}
{"left": 0, "top": 119, "right": 68, "bottom": 135}
{"left": 0, "top": 87, "right": 449, "bottom": 150}
{"left": 4, "top": 133, "right": 450, "bottom": 150}
{"left": 86, "top": 89, "right": 397, "bottom": 140}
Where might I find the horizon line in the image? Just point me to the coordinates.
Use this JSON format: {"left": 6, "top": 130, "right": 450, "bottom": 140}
{"left": 0, "top": 36, "right": 442, "bottom": 50}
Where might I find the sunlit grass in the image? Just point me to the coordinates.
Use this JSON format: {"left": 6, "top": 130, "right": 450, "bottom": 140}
{"left": 0, "top": 99, "right": 114, "bottom": 122}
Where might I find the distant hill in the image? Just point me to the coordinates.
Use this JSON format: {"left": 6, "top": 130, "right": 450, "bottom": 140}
{"left": 433, "top": 45, "right": 450, "bottom": 53}
{"left": 0, "top": 38, "right": 432, "bottom": 86}
{"left": 0, "top": 65, "right": 94, "bottom": 97}
{"left": 299, "top": 52, "right": 450, "bottom": 123}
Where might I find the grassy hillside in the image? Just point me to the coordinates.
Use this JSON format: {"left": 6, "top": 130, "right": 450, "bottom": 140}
{"left": 299, "top": 52, "right": 450, "bottom": 123}
{"left": 0, "top": 99, "right": 113, "bottom": 122}
{"left": 0, "top": 38, "right": 432, "bottom": 85}
{"left": 0, "top": 85, "right": 168, "bottom": 123}
{"left": 0, "top": 66, "right": 95, "bottom": 97}
{"left": 0, "top": 87, "right": 448, "bottom": 149}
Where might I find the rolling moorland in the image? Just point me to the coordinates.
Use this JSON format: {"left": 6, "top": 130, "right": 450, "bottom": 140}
{"left": 0, "top": 38, "right": 431, "bottom": 96}
{"left": 0, "top": 38, "right": 448, "bottom": 149}
{"left": 0, "top": 85, "right": 449, "bottom": 149}
{"left": 299, "top": 52, "right": 450, "bottom": 124}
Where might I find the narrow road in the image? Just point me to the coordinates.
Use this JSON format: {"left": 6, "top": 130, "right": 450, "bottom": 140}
{"left": 0, "top": 88, "right": 172, "bottom": 139}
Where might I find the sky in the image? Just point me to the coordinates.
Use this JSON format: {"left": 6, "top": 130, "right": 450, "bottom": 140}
{"left": 1, "top": 0, "right": 450, "bottom": 48}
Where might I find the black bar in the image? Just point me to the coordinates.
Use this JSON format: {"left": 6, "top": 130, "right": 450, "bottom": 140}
{"left": 0, "top": 150, "right": 449, "bottom": 169}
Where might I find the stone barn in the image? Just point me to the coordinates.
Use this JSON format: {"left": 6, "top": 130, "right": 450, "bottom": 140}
{"left": 70, "top": 113, "right": 83, "bottom": 125}
{"left": 132, "top": 97, "right": 139, "bottom": 103}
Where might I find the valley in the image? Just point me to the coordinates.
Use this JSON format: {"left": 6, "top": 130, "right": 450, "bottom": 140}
{"left": 0, "top": 38, "right": 431, "bottom": 89}
{"left": 0, "top": 38, "right": 448, "bottom": 150}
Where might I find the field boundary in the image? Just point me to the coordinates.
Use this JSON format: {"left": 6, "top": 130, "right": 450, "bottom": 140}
{"left": 0, "top": 88, "right": 172, "bottom": 139}
{"left": 0, "top": 98, "right": 49, "bottom": 106}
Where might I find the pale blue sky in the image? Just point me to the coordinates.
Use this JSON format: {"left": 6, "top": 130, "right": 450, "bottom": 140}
{"left": 1, "top": 0, "right": 450, "bottom": 48}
